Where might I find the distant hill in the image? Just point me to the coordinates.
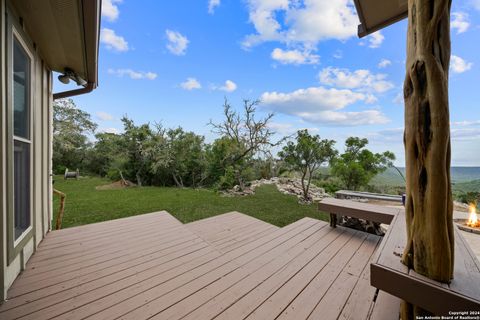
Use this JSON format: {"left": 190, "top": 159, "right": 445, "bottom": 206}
{"left": 450, "top": 167, "right": 480, "bottom": 183}
{"left": 372, "top": 167, "right": 480, "bottom": 191}
{"left": 371, "top": 167, "right": 405, "bottom": 187}
{"left": 452, "top": 179, "right": 480, "bottom": 193}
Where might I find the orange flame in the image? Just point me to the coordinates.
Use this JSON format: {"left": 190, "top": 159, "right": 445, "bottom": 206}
{"left": 467, "top": 204, "right": 479, "bottom": 228}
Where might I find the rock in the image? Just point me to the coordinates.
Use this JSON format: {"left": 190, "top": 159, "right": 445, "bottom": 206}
{"left": 222, "top": 177, "right": 331, "bottom": 204}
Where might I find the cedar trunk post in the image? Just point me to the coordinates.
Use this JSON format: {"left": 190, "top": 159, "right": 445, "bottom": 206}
{"left": 402, "top": 0, "right": 454, "bottom": 318}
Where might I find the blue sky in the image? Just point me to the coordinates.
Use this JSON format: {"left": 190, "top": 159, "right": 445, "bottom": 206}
{"left": 58, "top": 0, "right": 480, "bottom": 166}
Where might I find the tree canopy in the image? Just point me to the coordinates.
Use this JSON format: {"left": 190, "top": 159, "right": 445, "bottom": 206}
{"left": 53, "top": 99, "right": 97, "bottom": 173}
{"left": 279, "top": 130, "right": 337, "bottom": 200}
{"left": 208, "top": 99, "right": 279, "bottom": 189}
{"left": 53, "top": 99, "right": 397, "bottom": 194}
{"left": 331, "top": 137, "right": 395, "bottom": 191}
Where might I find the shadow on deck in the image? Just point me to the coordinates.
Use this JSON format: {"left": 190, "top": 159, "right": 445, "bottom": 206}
{"left": 0, "top": 211, "right": 396, "bottom": 319}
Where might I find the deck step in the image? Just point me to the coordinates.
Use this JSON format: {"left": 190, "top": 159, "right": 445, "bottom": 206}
{"left": 185, "top": 212, "right": 280, "bottom": 252}
{"left": 0, "top": 211, "right": 385, "bottom": 320}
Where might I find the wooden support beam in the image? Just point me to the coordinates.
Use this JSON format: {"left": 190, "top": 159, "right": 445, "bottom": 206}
{"left": 402, "top": 0, "right": 454, "bottom": 317}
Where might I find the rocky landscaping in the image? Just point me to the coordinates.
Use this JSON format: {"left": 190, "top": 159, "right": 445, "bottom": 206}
{"left": 223, "top": 178, "right": 387, "bottom": 235}
{"left": 222, "top": 177, "right": 331, "bottom": 204}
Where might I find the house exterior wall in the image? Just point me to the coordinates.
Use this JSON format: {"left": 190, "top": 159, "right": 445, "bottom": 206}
{"left": 1, "top": 0, "right": 53, "bottom": 300}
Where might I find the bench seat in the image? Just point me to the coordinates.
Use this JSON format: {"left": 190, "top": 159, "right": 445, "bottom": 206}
{"left": 370, "top": 210, "right": 480, "bottom": 315}
{"left": 318, "top": 198, "right": 400, "bottom": 227}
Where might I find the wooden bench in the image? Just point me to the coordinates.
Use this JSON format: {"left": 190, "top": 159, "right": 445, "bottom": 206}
{"left": 336, "top": 190, "right": 403, "bottom": 204}
{"left": 370, "top": 210, "right": 480, "bottom": 315}
{"left": 318, "top": 198, "right": 400, "bottom": 228}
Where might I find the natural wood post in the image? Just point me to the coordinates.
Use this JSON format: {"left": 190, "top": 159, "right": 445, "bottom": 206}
{"left": 402, "top": 0, "right": 454, "bottom": 317}
{"left": 54, "top": 189, "right": 67, "bottom": 230}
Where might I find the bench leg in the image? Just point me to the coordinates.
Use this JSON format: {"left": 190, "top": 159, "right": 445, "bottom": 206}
{"left": 330, "top": 213, "right": 337, "bottom": 228}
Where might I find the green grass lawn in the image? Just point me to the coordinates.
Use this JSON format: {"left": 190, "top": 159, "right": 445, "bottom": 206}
{"left": 52, "top": 176, "right": 328, "bottom": 229}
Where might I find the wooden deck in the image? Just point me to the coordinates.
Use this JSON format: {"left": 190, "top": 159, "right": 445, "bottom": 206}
{"left": 0, "top": 211, "right": 388, "bottom": 320}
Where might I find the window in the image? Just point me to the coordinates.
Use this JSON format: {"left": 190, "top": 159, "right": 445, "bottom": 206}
{"left": 12, "top": 35, "right": 32, "bottom": 242}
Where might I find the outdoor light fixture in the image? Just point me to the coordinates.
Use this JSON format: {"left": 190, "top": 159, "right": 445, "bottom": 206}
{"left": 353, "top": 0, "right": 408, "bottom": 37}
{"left": 57, "top": 68, "right": 88, "bottom": 86}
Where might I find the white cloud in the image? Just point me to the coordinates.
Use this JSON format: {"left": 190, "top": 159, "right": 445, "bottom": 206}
{"left": 108, "top": 69, "right": 158, "bottom": 80}
{"left": 451, "top": 55, "right": 473, "bottom": 73}
{"left": 371, "top": 128, "right": 404, "bottom": 141}
{"left": 181, "top": 78, "right": 202, "bottom": 90}
{"left": 260, "top": 86, "right": 389, "bottom": 126}
{"left": 451, "top": 12, "right": 470, "bottom": 34}
{"left": 208, "top": 0, "right": 221, "bottom": 14}
{"left": 101, "top": 28, "right": 129, "bottom": 52}
{"left": 96, "top": 111, "right": 114, "bottom": 121}
{"left": 219, "top": 80, "right": 237, "bottom": 92}
{"left": 267, "top": 122, "right": 295, "bottom": 135}
{"left": 307, "top": 110, "right": 388, "bottom": 126}
{"left": 271, "top": 48, "right": 319, "bottom": 65}
{"left": 369, "top": 121, "right": 480, "bottom": 143}
{"left": 268, "top": 122, "right": 320, "bottom": 135}
{"left": 367, "top": 31, "right": 384, "bottom": 48}
{"left": 378, "top": 59, "right": 392, "bottom": 68}
{"left": 166, "top": 30, "right": 189, "bottom": 56}
{"left": 451, "top": 120, "right": 480, "bottom": 126}
{"left": 102, "top": 0, "right": 122, "bottom": 22}
{"left": 333, "top": 50, "right": 343, "bottom": 59}
{"left": 99, "top": 127, "right": 120, "bottom": 134}
{"left": 242, "top": 0, "right": 358, "bottom": 49}
{"left": 262, "top": 87, "right": 364, "bottom": 111}
{"left": 319, "top": 67, "right": 394, "bottom": 93}
{"left": 451, "top": 128, "right": 480, "bottom": 141}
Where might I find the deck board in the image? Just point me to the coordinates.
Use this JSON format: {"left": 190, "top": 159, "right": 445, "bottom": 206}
{"left": 185, "top": 212, "right": 279, "bottom": 252}
{"left": 0, "top": 211, "right": 385, "bottom": 320}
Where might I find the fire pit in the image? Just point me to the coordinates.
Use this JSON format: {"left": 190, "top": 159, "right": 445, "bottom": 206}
{"left": 455, "top": 204, "right": 480, "bottom": 234}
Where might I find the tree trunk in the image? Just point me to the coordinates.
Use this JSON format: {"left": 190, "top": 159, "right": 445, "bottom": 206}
{"left": 236, "top": 169, "right": 245, "bottom": 191}
{"left": 305, "top": 165, "right": 317, "bottom": 199}
{"left": 172, "top": 173, "right": 183, "bottom": 188}
{"left": 402, "top": 0, "right": 454, "bottom": 317}
{"left": 301, "top": 169, "right": 308, "bottom": 200}
{"left": 136, "top": 172, "right": 143, "bottom": 187}
{"left": 119, "top": 170, "right": 127, "bottom": 186}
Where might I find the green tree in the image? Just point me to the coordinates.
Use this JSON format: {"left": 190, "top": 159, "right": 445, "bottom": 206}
{"left": 148, "top": 128, "right": 207, "bottom": 188}
{"left": 86, "top": 132, "right": 124, "bottom": 177}
{"left": 209, "top": 99, "right": 277, "bottom": 189}
{"left": 278, "top": 130, "right": 337, "bottom": 200}
{"left": 119, "top": 116, "right": 156, "bottom": 186}
{"left": 331, "top": 137, "right": 395, "bottom": 191}
{"left": 53, "top": 98, "right": 97, "bottom": 173}
{"left": 458, "top": 192, "right": 479, "bottom": 205}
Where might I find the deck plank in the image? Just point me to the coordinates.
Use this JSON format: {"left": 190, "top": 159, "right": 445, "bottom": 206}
{"left": 87, "top": 219, "right": 320, "bottom": 320}
{"left": 181, "top": 223, "right": 339, "bottom": 320}
{"left": 1, "top": 211, "right": 389, "bottom": 320}
{"left": 8, "top": 225, "right": 192, "bottom": 297}
{"left": 337, "top": 236, "right": 380, "bottom": 320}
{"left": 306, "top": 235, "right": 381, "bottom": 320}
{"left": 369, "top": 291, "right": 401, "bottom": 320}
{"left": 157, "top": 222, "right": 333, "bottom": 320}
{"left": 12, "top": 217, "right": 315, "bottom": 320}
{"left": 185, "top": 212, "right": 279, "bottom": 252}
{"left": 249, "top": 229, "right": 367, "bottom": 320}
{"left": 17, "top": 224, "right": 190, "bottom": 279}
